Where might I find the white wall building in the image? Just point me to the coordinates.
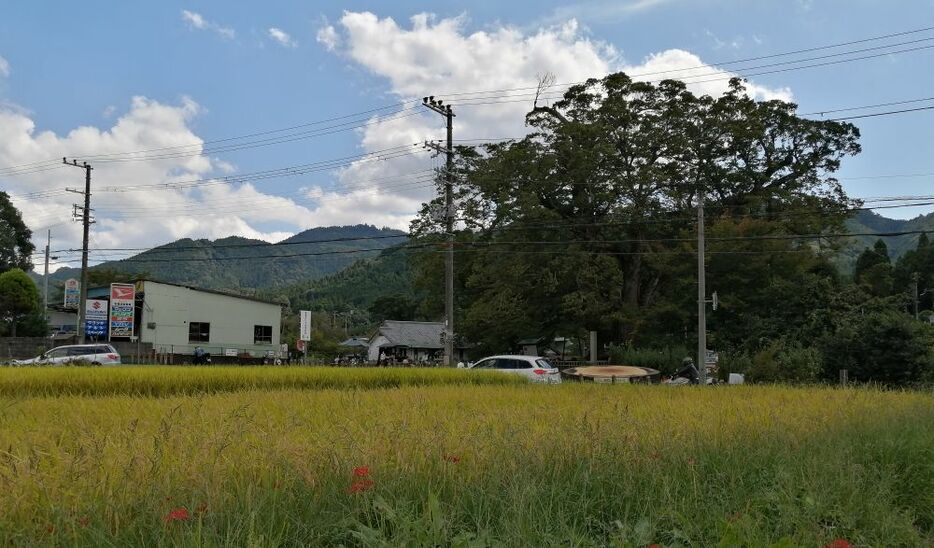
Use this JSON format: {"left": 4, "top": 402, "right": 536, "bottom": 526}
{"left": 137, "top": 280, "right": 282, "bottom": 358}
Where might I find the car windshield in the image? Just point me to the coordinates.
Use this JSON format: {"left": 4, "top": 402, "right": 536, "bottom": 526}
{"left": 535, "top": 359, "right": 554, "bottom": 369}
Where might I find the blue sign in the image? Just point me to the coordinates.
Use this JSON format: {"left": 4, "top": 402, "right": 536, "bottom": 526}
{"left": 85, "top": 320, "right": 108, "bottom": 336}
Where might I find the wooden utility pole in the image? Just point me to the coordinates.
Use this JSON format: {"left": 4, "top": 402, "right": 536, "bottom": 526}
{"left": 422, "top": 96, "right": 456, "bottom": 367}
{"left": 697, "top": 187, "right": 707, "bottom": 385}
{"left": 63, "top": 158, "right": 92, "bottom": 344}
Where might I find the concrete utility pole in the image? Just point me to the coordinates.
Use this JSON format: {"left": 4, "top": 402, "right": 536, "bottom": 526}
{"left": 63, "top": 158, "right": 92, "bottom": 344}
{"left": 912, "top": 272, "right": 920, "bottom": 320}
{"left": 422, "top": 96, "right": 456, "bottom": 367}
{"left": 697, "top": 186, "right": 707, "bottom": 385}
{"left": 43, "top": 230, "right": 50, "bottom": 314}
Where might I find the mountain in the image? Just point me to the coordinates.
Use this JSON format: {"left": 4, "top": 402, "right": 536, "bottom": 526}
{"left": 839, "top": 210, "right": 934, "bottom": 272}
{"left": 41, "top": 225, "right": 408, "bottom": 292}
{"left": 266, "top": 245, "right": 417, "bottom": 313}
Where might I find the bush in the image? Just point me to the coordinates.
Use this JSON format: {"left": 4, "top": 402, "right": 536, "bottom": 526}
{"left": 743, "top": 339, "right": 823, "bottom": 384}
{"left": 607, "top": 345, "right": 689, "bottom": 375}
{"left": 821, "top": 310, "right": 934, "bottom": 385}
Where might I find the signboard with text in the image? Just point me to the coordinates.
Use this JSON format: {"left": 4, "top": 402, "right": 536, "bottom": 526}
{"left": 108, "top": 283, "right": 135, "bottom": 339}
{"left": 64, "top": 278, "right": 80, "bottom": 309}
{"left": 85, "top": 299, "right": 109, "bottom": 337}
{"left": 299, "top": 310, "right": 312, "bottom": 342}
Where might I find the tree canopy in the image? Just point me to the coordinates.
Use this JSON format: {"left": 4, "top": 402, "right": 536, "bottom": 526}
{"left": 0, "top": 191, "right": 35, "bottom": 274}
{"left": 411, "top": 73, "right": 862, "bottom": 355}
{"left": 0, "top": 268, "right": 41, "bottom": 337}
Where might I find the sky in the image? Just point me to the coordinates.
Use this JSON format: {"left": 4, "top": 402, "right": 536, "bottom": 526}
{"left": 1, "top": 0, "right": 934, "bottom": 270}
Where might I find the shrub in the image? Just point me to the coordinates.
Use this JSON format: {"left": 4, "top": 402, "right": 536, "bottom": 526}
{"left": 607, "top": 345, "right": 689, "bottom": 375}
{"left": 744, "top": 339, "right": 823, "bottom": 384}
{"left": 821, "top": 310, "right": 934, "bottom": 385}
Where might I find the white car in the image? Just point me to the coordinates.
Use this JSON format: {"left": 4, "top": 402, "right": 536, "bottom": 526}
{"left": 13, "top": 344, "right": 122, "bottom": 366}
{"left": 468, "top": 355, "right": 561, "bottom": 383}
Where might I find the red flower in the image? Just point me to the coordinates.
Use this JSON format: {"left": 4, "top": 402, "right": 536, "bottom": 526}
{"left": 443, "top": 455, "right": 461, "bottom": 463}
{"left": 352, "top": 466, "right": 370, "bottom": 477}
{"left": 348, "top": 479, "right": 375, "bottom": 494}
{"left": 825, "top": 540, "right": 851, "bottom": 548}
{"left": 163, "top": 507, "right": 190, "bottom": 524}
{"left": 45, "top": 525, "right": 55, "bottom": 534}
{"left": 76, "top": 516, "right": 90, "bottom": 528}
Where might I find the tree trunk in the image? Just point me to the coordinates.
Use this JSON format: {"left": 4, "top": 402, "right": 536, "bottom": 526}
{"left": 623, "top": 249, "right": 642, "bottom": 307}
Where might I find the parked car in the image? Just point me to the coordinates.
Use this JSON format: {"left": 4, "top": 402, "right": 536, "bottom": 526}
{"left": 468, "top": 355, "right": 561, "bottom": 383}
{"left": 12, "top": 344, "right": 121, "bottom": 366}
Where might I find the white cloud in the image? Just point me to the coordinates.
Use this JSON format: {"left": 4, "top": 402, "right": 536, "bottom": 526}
{"left": 268, "top": 27, "right": 297, "bottom": 48}
{"left": 0, "top": 54, "right": 9, "bottom": 77}
{"left": 624, "top": 49, "right": 793, "bottom": 101}
{"left": 316, "top": 24, "right": 340, "bottom": 51}
{"left": 317, "top": 11, "right": 793, "bottom": 230}
{"left": 181, "top": 10, "right": 235, "bottom": 40}
{"left": 0, "top": 96, "right": 326, "bottom": 264}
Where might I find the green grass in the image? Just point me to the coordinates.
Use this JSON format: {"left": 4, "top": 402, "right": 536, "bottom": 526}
{"left": 0, "top": 369, "right": 931, "bottom": 546}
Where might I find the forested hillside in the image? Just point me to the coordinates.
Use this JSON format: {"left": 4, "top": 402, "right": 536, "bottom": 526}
{"left": 40, "top": 225, "right": 407, "bottom": 292}
{"left": 265, "top": 246, "right": 419, "bottom": 314}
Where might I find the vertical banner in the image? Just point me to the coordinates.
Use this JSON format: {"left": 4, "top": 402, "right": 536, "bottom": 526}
{"left": 64, "top": 278, "right": 80, "bottom": 309}
{"left": 299, "top": 310, "right": 312, "bottom": 342}
{"left": 109, "top": 283, "right": 136, "bottom": 339}
{"left": 85, "top": 299, "right": 109, "bottom": 337}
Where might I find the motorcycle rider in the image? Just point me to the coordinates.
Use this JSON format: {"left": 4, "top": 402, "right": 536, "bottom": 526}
{"left": 673, "top": 357, "right": 700, "bottom": 384}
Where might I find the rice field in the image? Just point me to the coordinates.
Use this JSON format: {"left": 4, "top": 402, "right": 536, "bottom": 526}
{"left": 0, "top": 367, "right": 931, "bottom": 547}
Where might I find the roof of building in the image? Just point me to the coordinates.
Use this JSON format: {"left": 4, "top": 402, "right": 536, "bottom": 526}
{"left": 139, "top": 279, "right": 283, "bottom": 307}
{"left": 372, "top": 320, "right": 456, "bottom": 349}
{"left": 339, "top": 337, "right": 370, "bottom": 348}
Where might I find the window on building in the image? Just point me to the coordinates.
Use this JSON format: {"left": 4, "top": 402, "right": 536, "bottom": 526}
{"left": 189, "top": 322, "right": 210, "bottom": 343}
{"left": 254, "top": 325, "right": 273, "bottom": 345}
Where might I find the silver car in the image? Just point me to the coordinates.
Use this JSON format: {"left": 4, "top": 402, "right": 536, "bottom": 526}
{"left": 468, "top": 355, "right": 561, "bottom": 383}
{"left": 13, "top": 344, "right": 122, "bottom": 366}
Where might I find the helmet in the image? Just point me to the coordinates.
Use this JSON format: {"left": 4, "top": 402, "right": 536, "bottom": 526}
{"left": 682, "top": 357, "right": 694, "bottom": 365}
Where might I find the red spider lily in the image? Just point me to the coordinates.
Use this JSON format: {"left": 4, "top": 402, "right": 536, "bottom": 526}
{"left": 348, "top": 479, "right": 375, "bottom": 494}
{"left": 352, "top": 466, "right": 370, "bottom": 477}
{"left": 443, "top": 455, "right": 461, "bottom": 463}
{"left": 825, "top": 540, "right": 852, "bottom": 548}
{"left": 163, "top": 507, "right": 190, "bottom": 524}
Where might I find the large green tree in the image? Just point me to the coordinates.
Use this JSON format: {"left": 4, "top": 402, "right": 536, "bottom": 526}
{"left": 0, "top": 191, "right": 35, "bottom": 274}
{"left": 410, "top": 73, "right": 861, "bottom": 352}
{"left": 0, "top": 268, "right": 41, "bottom": 336}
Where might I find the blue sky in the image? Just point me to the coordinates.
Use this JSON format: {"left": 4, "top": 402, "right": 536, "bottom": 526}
{"left": 1, "top": 0, "right": 933, "bottom": 264}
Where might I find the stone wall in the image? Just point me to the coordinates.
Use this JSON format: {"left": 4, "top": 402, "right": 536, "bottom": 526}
{"left": 1, "top": 337, "right": 153, "bottom": 362}
{"left": 1, "top": 337, "right": 55, "bottom": 360}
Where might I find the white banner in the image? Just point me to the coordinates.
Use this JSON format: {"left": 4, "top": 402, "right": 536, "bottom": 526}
{"left": 109, "top": 283, "right": 136, "bottom": 339}
{"left": 64, "top": 278, "right": 79, "bottom": 309}
{"left": 299, "top": 310, "right": 311, "bottom": 342}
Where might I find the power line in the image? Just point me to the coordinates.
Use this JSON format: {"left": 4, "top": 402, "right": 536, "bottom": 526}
{"left": 827, "top": 105, "right": 934, "bottom": 121}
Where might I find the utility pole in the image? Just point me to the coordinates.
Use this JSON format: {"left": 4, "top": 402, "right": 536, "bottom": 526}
{"left": 422, "top": 96, "right": 456, "bottom": 367}
{"left": 697, "top": 187, "right": 707, "bottom": 385}
{"left": 912, "top": 272, "right": 920, "bottom": 320}
{"left": 43, "top": 230, "right": 50, "bottom": 314}
{"left": 64, "top": 158, "right": 92, "bottom": 344}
